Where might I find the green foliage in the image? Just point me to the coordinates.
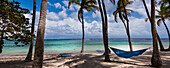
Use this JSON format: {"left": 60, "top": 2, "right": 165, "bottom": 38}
{"left": 68, "top": 0, "right": 99, "bottom": 22}
{"left": 112, "top": 0, "right": 134, "bottom": 23}
{"left": 156, "top": 0, "right": 170, "bottom": 26}
{"left": 0, "top": 0, "right": 31, "bottom": 46}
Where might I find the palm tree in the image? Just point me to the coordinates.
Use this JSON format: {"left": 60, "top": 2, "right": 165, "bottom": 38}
{"left": 25, "top": 0, "right": 36, "bottom": 62}
{"left": 150, "top": 0, "right": 162, "bottom": 67}
{"left": 0, "top": 29, "right": 4, "bottom": 53}
{"left": 112, "top": 0, "right": 133, "bottom": 51}
{"left": 158, "top": 0, "right": 170, "bottom": 5}
{"left": 156, "top": 2, "right": 170, "bottom": 50}
{"left": 97, "top": 0, "right": 110, "bottom": 62}
{"left": 32, "top": 0, "right": 48, "bottom": 67}
{"left": 142, "top": 0, "right": 165, "bottom": 51}
{"left": 68, "top": 0, "right": 99, "bottom": 53}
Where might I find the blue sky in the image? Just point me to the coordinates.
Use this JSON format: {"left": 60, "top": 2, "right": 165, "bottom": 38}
{"left": 13, "top": 0, "right": 169, "bottom": 39}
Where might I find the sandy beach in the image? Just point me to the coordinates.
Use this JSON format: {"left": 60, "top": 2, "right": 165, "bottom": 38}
{"left": 0, "top": 50, "right": 170, "bottom": 68}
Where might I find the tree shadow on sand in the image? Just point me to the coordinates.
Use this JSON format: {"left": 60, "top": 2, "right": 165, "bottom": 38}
{"left": 43, "top": 54, "right": 153, "bottom": 68}
{"left": 0, "top": 60, "right": 32, "bottom": 68}
{"left": 1, "top": 51, "right": 170, "bottom": 68}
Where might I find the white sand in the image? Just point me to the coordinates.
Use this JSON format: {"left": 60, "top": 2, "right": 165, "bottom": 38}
{"left": 0, "top": 50, "right": 170, "bottom": 68}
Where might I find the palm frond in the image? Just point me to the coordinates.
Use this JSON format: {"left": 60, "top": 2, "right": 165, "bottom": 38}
{"left": 110, "top": 0, "right": 115, "bottom": 4}
{"left": 157, "top": 19, "right": 162, "bottom": 26}
{"left": 156, "top": 15, "right": 161, "bottom": 18}
{"left": 68, "top": 0, "right": 81, "bottom": 9}
{"left": 88, "top": 7, "right": 96, "bottom": 13}
{"left": 78, "top": 10, "right": 82, "bottom": 22}
{"left": 145, "top": 18, "right": 149, "bottom": 22}
{"left": 85, "top": 0, "right": 97, "bottom": 5}
{"left": 124, "top": 1, "right": 133, "bottom": 7}
{"left": 126, "top": 9, "right": 134, "bottom": 12}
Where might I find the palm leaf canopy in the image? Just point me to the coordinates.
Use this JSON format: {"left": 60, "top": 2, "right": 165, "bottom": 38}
{"left": 156, "top": 1, "right": 170, "bottom": 26}
{"left": 158, "top": 0, "right": 169, "bottom": 5}
{"left": 112, "top": 0, "right": 134, "bottom": 23}
{"left": 68, "top": 0, "right": 99, "bottom": 22}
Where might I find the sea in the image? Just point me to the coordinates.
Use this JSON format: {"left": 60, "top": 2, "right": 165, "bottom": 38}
{"left": 1, "top": 38, "right": 169, "bottom": 55}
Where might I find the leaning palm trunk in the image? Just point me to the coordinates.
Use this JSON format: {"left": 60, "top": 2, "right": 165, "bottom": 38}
{"left": 32, "top": 0, "right": 48, "bottom": 67}
{"left": 162, "top": 18, "right": 170, "bottom": 49}
{"left": 81, "top": 10, "right": 85, "bottom": 53}
{"left": 121, "top": 0, "right": 133, "bottom": 51}
{"left": 98, "top": 0, "right": 110, "bottom": 62}
{"left": 157, "top": 34, "right": 165, "bottom": 51}
{"left": 126, "top": 21, "right": 133, "bottom": 51}
{"left": 142, "top": 0, "right": 165, "bottom": 51}
{"left": 151, "top": 0, "right": 162, "bottom": 67}
{"left": 25, "top": 0, "right": 36, "bottom": 61}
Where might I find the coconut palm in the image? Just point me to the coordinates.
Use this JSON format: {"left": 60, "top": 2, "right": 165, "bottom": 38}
{"left": 158, "top": 0, "right": 170, "bottom": 5}
{"left": 112, "top": 0, "right": 134, "bottom": 51}
{"left": 97, "top": 0, "right": 110, "bottom": 61}
{"left": 32, "top": 0, "right": 48, "bottom": 67}
{"left": 156, "top": 1, "right": 170, "bottom": 50}
{"left": 25, "top": 0, "right": 36, "bottom": 62}
{"left": 143, "top": 0, "right": 166, "bottom": 51}
{"left": 68, "top": 0, "right": 99, "bottom": 53}
{"left": 150, "top": 0, "right": 162, "bottom": 67}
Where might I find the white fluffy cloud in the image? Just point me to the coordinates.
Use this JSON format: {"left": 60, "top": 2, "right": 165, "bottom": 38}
{"left": 48, "top": 2, "right": 53, "bottom": 6}
{"left": 58, "top": 6, "right": 67, "bottom": 18}
{"left": 54, "top": 3, "right": 61, "bottom": 8}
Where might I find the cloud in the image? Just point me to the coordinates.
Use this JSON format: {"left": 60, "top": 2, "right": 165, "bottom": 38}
{"left": 47, "top": 12, "right": 59, "bottom": 20}
{"left": 54, "top": 3, "right": 61, "bottom": 9}
{"left": 48, "top": 2, "right": 53, "bottom": 6}
{"left": 24, "top": 0, "right": 169, "bottom": 39}
{"left": 58, "top": 6, "right": 67, "bottom": 18}
{"left": 62, "top": 1, "right": 68, "bottom": 7}
{"left": 62, "top": 1, "right": 75, "bottom": 11}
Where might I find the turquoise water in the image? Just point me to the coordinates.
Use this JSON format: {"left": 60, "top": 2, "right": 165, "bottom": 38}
{"left": 1, "top": 38, "right": 169, "bottom": 55}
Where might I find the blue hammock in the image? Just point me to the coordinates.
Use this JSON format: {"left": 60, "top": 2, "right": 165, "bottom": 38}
{"left": 110, "top": 47, "right": 149, "bottom": 58}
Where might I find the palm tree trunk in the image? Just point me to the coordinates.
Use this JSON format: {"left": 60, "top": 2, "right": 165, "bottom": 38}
{"left": 25, "top": 0, "right": 36, "bottom": 61}
{"left": 119, "top": 13, "right": 134, "bottom": 51}
{"left": 32, "top": 0, "right": 48, "bottom": 68}
{"left": 121, "top": 0, "right": 133, "bottom": 51}
{"left": 127, "top": 22, "right": 133, "bottom": 51}
{"left": 142, "top": 0, "right": 151, "bottom": 20}
{"left": 142, "top": 0, "right": 165, "bottom": 51}
{"left": 0, "top": 32, "right": 4, "bottom": 54}
{"left": 0, "top": 27, "right": 5, "bottom": 54}
{"left": 80, "top": 0, "right": 86, "bottom": 53}
{"left": 157, "top": 34, "right": 165, "bottom": 51}
{"left": 119, "top": 12, "right": 127, "bottom": 30}
{"left": 81, "top": 10, "right": 85, "bottom": 53}
{"left": 101, "top": 0, "right": 110, "bottom": 62}
{"left": 0, "top": 40, "right": 3, "bottom": 54}
{"left": 98, "top": 0, "right": 110, "bottom": 62}
{"left": 151, "top": 0, "right": 162, "bottom": 67}
{"left": 162, "top": 19, "right": 170, "bottom": 49}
